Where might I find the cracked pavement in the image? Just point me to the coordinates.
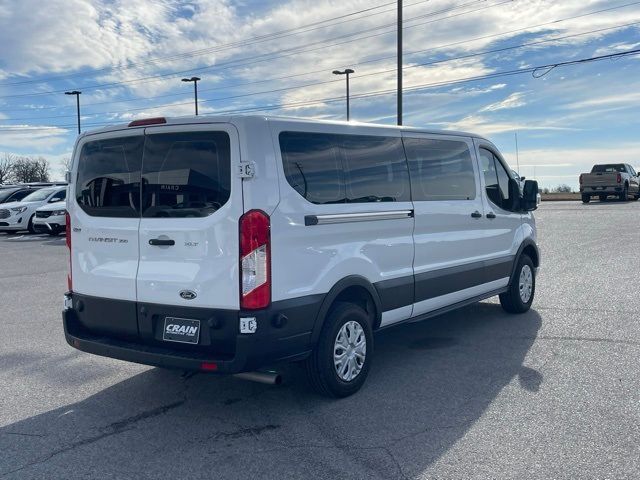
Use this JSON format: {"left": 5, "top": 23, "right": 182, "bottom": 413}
{"left": 1, "top": 201, "right": 639, "bottom": 479}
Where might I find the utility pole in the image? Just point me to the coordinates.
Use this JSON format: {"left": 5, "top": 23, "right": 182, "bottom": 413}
{"left": 397, "top": 0, "right": 403, "bottom": 126}
{"left": 332, "top": 69, "right": 355, "bottom": 121}
{"left": 181, "top": 77, "right": 201, "bottom": 115}
{"left": 65, "top": 91, "right": 82, "bottom": 134}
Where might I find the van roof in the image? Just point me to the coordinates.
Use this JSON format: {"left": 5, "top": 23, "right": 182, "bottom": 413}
{"left": 78, "top": 114, "right": 489, "bottom": 142}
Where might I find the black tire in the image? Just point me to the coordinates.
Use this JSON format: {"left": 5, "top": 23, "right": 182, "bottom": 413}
{"left": 305, "top": 302, "right": 373, "bottom": 398}
{"left": 27, "top": 214, "right": 36, "bottom": 234}
{"left": 619, "top": 185, "right": 628, "bottom": 201}
{"left": 581, "top": 195, "right": 590, "bottom": 204}
{"left": 500, "top": 255, "right": 535, "bottom": 314}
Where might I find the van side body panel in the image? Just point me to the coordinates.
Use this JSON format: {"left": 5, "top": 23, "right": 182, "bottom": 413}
{"left": 267, "top": 119, "right": 415, "bottom": 327}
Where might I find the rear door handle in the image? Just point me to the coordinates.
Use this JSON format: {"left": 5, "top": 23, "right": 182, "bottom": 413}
{"left": 471, "top": 211, "right": 482, "bottom": 218}
{"left": 486, "top": 212, "right": 496, "bottom": 219}
{"left": 149, "top": 238, "right": 175, "bottom": 246}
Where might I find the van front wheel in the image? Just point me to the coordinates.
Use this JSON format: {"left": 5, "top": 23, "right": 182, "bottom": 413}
{"left": 305, "top": 302, "right": 373, "bottom": 398}
{"left": 500, "top": 255, "right": 535, "bottom": 313}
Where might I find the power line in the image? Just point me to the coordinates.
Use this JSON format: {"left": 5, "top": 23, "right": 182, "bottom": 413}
{"left": 0, "top": 0, "right": 509, "bottom": 99}
{"left": 0, "top": 0, "right": 431, "bottom": 88}
{"left": 2, "top": 17, "right": 638, "bottom": 122}
{"left": 1, "top": 48, "right": 637, "bottom": 133}
{"left": 2, "top": 0, "right": 638, "bottom": 111}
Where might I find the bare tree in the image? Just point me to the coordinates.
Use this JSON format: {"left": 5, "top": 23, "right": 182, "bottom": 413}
{"left": 33, "top": 157, "right": 50, "bottom": 182}
{"left": 11, "top": 156, "right": 50, "bottom": 183}
{"left": 61, "top": 156, "right": 72, "bottom": 171}
{"left": 0, "top": 153, "right": 14, "bottom": 184}
{"left": 553, "top": 184, "right": 572, "bottom": 193}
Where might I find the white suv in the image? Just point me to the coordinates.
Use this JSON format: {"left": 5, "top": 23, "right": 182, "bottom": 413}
{"left": 62, "top": 115, "right": 539, "bottom": 397}
{"left": 33, "top": 201, "right": 67, "bottom": 235}
{"left": 0, "top": 186, "right": 66, "bottom": 234}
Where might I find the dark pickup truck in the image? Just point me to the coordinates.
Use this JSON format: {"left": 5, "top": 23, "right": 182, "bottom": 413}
{"left": 579, "top": 164, "right": 640, "bottom": 203}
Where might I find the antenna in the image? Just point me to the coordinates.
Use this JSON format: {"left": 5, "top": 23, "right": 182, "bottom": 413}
{"left": 515, "top": 132, "right": 520, "bottom": 175}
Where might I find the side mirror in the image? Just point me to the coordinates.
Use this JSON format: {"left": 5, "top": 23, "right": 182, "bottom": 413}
{"left": 522, "top": 180, "right": 539, "bottom": 211}
{"left": 520, "top": 176, "right": 526, "bottom": 181}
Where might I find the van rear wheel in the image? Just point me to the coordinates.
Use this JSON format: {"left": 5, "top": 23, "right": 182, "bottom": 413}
{"left": 500, "top": 255, "right": 535, "bottom": 313}
{"left": 305, "top": 302, "right": 373, "bottom": 398}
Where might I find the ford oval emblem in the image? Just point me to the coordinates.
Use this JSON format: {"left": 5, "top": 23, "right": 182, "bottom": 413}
{"left": 179, "top": 290, "right": 197, "bottom": 300}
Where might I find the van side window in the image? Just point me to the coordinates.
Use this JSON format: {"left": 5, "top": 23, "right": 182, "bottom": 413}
{"left": 141, "top": 132, "right": 231, "bottom": 218}
{"left": 403, "top": 138, "right": 476, "bottom": 201}
{"left": 341, "top": 135, "right": 409, "bottom": 202}
{"left": 480, "top": 148, "right": 513, "bottom": 211}
{"left": 280, "top": 132, "right": 344, "bottom": 204}
{"left": 76, "top": 137, "right": 143, "bottom": 217}
{"left": 280, "top": 132, "right": 410, "bottom": 204}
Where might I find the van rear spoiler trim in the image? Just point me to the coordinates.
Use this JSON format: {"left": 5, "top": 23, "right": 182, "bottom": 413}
{"left": 305, "top": 210, "right": 413, "bottom": 226}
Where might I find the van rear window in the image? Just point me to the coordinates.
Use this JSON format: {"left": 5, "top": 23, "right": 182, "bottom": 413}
{"left": 141, "top": 132, "right": 231, "bottom": 218}
{"left": 75, "top": 131, "right": 231, "bottom": 218}
{"left": 76, "top": 136, "right": 143, "bottom": 218}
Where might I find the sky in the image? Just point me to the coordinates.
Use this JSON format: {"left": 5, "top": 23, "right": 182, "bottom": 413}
{"left": 0, "top": 0, "right": 639, "bottom": 189}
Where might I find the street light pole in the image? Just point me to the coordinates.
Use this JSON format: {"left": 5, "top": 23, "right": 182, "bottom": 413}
{"left": 332, "top": 69, "right": 355, "bottom": 121}
{"left": 64, "top": 91, "right": 82, "bottom": 134}
{"left": 397, "top": 0, "right": 403, "bottom": 126}
{"left": 181, "top": 77, "right": 201, "bottom": 115}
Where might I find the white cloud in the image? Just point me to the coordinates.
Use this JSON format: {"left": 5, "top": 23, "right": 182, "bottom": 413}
{"left": 442, "top": 114, "right": 578, "bottom": 136}
{"left": 0, "top": 126, "right": 68, "bottom": 150}
{"left": 480, "top": 92, "right": 527, "bottom": 112}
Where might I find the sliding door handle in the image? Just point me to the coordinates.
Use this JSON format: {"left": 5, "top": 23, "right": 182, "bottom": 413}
{"left": 486, "top": 212, "right": 496, "bottom": 219}
{"left": 471, "top": 211, "right": 482, "bottom": 219}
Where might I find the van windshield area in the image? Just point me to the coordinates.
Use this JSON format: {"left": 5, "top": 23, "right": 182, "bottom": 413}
{"left": 591, "top": 164, "right": 625, "bottom": 173}
{"left": 76, "top": 131, "right": 231, "bottom": 218}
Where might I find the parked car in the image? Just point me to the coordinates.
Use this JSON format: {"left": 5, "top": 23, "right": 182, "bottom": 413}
{"left": 579, "top": 164, "right": 640, "bottom": 203}
{"left": 62, "top": 115, "right": 540, "bottom": 398}
{"left": 32, "top": 200, "right": 67, "bottom": 235}
{"left": 0, "top": 186, "right": 43, "bottom": 205}
{"left": 0, "top": 186, "right": 66, "bottom": 233}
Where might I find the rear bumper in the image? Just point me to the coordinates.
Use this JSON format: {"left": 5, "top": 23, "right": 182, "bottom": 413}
{"left": 580, "top": 186, "right": 623, "bottom": 194}
{"left": 63, "top": 292, "right": 323, "bottom": 374}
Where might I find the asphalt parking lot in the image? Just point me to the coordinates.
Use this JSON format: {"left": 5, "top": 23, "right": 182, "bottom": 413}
{"left": 1, "top": 201, "right": 639, "bottom": 479}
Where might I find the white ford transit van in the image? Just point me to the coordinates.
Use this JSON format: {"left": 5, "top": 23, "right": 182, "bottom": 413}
{"left": 63, "top": 115, "right": 539, "bottom": 397}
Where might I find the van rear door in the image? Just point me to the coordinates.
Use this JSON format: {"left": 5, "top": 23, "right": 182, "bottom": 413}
{"left": 136, "top": 124, "right": 243, "bottom": 312}
{"left": 71, "top": 129, "right": 143, "bottom": 337}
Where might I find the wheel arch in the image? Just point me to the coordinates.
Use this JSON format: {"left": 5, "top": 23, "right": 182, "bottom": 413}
{"left": 509, "top": 239, "right": 540, "bottom": 286}
{"left": 311, "top": 276, "right": 382, "bottom": 344}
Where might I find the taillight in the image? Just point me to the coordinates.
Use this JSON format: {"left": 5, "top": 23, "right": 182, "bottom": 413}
{"left": 66, "top": 212, "right": 72, "bottom": 291}
{"left": 239, "top": 210, "right": 270, "bottom": 310}
{"left": 617, "top": 173, "right": 622, "bottom": 183}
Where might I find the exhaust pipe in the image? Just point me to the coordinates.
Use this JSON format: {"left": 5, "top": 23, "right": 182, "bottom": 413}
{"left": 233, "top": 371, "right": 282, "bottom": 385}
